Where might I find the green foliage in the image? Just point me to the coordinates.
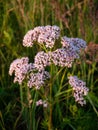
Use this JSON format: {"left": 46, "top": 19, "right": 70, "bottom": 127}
{"left": 0, "top": 0, "right": 98, "bottom": 130}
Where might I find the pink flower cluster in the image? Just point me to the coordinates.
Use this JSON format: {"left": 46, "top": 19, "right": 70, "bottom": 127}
{"left": 33, "top": 35, "right": 87, "bottom": 70}
{"left": 51, "top": 36, "right": 86, "bottom": 67}
{"left": 27, "top": 71, "right": 50, "bottom": 89}
{"left": 36, "top": 99, "right": 48, "bottom": 107}
{"left": 9, "top": 57, "right": 34, "bottom": 84}
{"left": 34, "top": 46, "right": 81, "bottom": 71}
{"left": 34, "top": 51, "right": 51, "bottom": 71}
{"left": 9, "top": 57, "right": 50, "bottom": 88}
{"left": 23, "top": 25, "right": 60, "bottom": 48}
{"left": 61, "top": 36, "right": 86, "bottom": 53}
{"left": 51, "top": 47, "right": 78, "bottom": 68}
{"left": 68, "top": 76, "right": 89, "bottom": 106}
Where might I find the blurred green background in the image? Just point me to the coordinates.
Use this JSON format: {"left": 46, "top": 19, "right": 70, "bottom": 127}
{"left": 0, "top": 0, "right": 98, "bottom": 130}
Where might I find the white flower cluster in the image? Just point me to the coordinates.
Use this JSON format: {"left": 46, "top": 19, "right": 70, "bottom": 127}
{"left": 33, "top": 36, "right": 87, "bottom": 70}
{"left": 61, "top": 36, "right": 86, "bottom": 54}
{"left": 36, "top": 99, "right": 48, "bottom": 108}
{"left": 51, "top": 36, "right": 86, "bottom": 67}
{"left": 68, "top": 76, "right": 89, "bottom": 106}
{"left": 34, "top": 51, "right": 51, "bottom": 71}
{"left": 23, "top": 25, "right": 60, "bottom": 48}
{"left": 51, "top": 47, "right": 78, "bottom": 68}
{"left": 9, "top": 57, "right": 50, "bottom": 88}
{"left": 9, "top": 57, "right": 34, "bottom": 84}
{"left": 27, "top": 71, "right": 50, "bottom": 89}
{"left": 34, "top": 47, "right": 79, "bottom": 70}
{"left": 23, "top": 30, "right": 35, "bottom": 47}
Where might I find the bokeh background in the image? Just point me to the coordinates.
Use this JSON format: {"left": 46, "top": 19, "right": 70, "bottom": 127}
{"left": 0, "top": 0, "right": 98, "bottom": 130}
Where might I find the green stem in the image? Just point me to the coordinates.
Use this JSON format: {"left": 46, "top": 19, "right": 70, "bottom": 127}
{"left": 49, "top": 103, "right": 52, "bottom": 130}
{"left": 20, "top": 85, "right": 24, "bottom": 112}
{"left": 48, "top": 64, "right": 53, "bottom": 130}
{"left": 48, "top": 82, "right": 52, "bottom": 130}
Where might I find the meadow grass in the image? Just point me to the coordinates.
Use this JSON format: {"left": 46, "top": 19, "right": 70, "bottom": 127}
{"left": 0, "top": 0, "right": 98, "bottom": 130}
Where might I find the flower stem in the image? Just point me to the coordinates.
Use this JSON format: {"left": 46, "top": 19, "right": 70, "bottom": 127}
{"left": 48, "top": 103, "right": 52, "bottom": 130}
{"left": 20, "top": 85, "right": 24, "bottom": 112}
{"left": 48, "top": 83, "right": 53, "bottom": 130}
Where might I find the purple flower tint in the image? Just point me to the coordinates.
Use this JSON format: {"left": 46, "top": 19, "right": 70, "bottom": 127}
{"left": 9, "top": 57, "right": 34, "bottom": 84}
{"left": 68, "top": 76, "right": 89, "bottom": 106}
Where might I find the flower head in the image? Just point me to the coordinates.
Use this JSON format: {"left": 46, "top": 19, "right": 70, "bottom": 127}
{"left": 51, "top": 47, "right": 78, "bottom": 68}
{"left": 36, "top": 99, "right": 48, "bottom": 107}
{"left": 27, "top": 70, "right": 50, "bottom": 89}
{"left": 34, "top": 51, "right": 51, "bottom": 71}
{"left": 9, "top": 57, "right": 34, "bottom": 84}
{"left": 23, "top": 25, "right": 60, "bottom": 48}
{"left": 23, "top": 30, "right": 36, "bottom": 47}
{"left": 61, "top": 36, "right": 86, "bottom": 53}
{"left": 68, "top": 76, "right": 89, "bottom": 106}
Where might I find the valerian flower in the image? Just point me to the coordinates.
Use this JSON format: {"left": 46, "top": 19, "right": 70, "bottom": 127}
{"left": 36, "top": 99, "right": 48, "bottom": 107}
{"left": 68, "top": 76, "right": 89, "bottom": 106}
{"left": 9, "top": 57, "right": 34, "bottom": 84}
{"left": 23, "top": 25, "right": 60, "bottom": 48}
{"left": 61, "top": 36, "right": 86, "bottom": 53}
{"left": 9, "top": 25, "right": 89, "bottom": 109}
{"left": 51, "top": 47, "right": 78, "bottom": 68}
{"left": 34, "top": 51, "right": 51, "bottom": 71}
{"left": 27, "top": 70, "right": 50, "bottom": 89}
